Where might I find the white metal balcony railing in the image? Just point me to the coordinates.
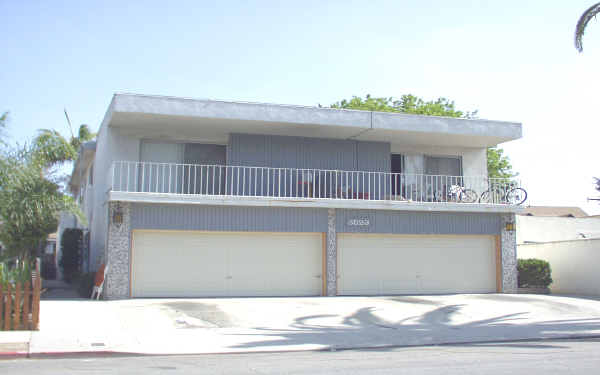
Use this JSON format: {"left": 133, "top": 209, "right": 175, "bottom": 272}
{"left": 110, "top": 161, "right": 526, "bottom": 205}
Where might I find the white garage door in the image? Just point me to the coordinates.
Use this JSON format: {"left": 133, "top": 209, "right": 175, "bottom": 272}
{"left": 132, "top": 231, "right": 323, "bottom": 297}
{"left": 338, "top": 234, "right": 497, "bottom": 295}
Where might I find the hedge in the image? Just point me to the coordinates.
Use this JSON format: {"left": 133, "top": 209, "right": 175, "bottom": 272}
{"left": 59, "top": 228, "right": 82, "bottom": 283}
{"left": 518, "top": 258, "right": 553, "bottom": 288}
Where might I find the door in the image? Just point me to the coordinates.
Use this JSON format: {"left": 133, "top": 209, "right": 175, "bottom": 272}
{"left": 337, "top": 233, "right": 496, "bottom": 295}
{"left": 131, "top": 231, "right": 323, "bottom": 297}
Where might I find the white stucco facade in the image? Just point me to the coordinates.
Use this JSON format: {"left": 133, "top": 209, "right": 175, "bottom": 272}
{"left": 65, "top": 93, "right": 523, "bottom": 275}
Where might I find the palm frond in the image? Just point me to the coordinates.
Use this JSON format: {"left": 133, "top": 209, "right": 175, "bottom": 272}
{"left": 575, "top": 2, "right": 600, "bottom": 52}
{"left": 32, "top": 129, "right": 76, "bottom": 165}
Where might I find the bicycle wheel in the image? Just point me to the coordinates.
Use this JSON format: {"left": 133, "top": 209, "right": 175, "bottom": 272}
{"left": 506, "top": 187, "right": 527, "bottom": 205}
{"left": 459, "top": 189, "right": 478, "bottom": 203}
{"left": 479, "top": 190, "right": 492, "bottom": 203}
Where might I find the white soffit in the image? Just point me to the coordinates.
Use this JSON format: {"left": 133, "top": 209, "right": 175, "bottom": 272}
{"left": 108, "top": 94, "right": 522, "bottom": 147}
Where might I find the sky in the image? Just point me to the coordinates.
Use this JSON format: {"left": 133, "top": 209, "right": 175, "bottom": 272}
{"left": 1, "top": 0, "right": 599, "bottom": 214}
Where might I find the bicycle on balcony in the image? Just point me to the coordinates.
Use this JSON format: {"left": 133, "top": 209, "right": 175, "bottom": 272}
{"left": 433, "top": 184, "right": 478, "bottom": 203}
{"left": 479, "top": 182, "right": 527, "bottom": 205}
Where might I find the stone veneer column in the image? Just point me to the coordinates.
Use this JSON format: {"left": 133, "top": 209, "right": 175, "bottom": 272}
{"left": 326, "top": 208, "right": 337, "bottom": 296}
{"left": 500, "top": 213, "right": 518, "bottom": 293}
{"left": 104, "top": 201, "right": 131, "bottom": 299}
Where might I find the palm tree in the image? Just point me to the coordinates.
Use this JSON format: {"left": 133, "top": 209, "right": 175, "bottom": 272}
{"left": 575, "top": 2, "right": 600, "bottom": 52}
{"left": 32, "top": 124, "right": 95, "bottom": 166}
{"left": 0, "top": 123, "right": 92, "bottom": 261}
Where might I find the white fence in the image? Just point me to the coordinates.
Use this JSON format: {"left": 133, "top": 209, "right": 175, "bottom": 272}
{"left": 110, "top": 161, "right": 524, "bottom": 205}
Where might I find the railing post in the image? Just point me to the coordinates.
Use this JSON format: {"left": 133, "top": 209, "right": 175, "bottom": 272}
{"left": 0, "top": 284, "right": 4, "bottom": 330}
{"left": 32, "top": 261, "right": 41, "bottom": 331}
{"left": 4, "top": 283, "right": 11, "bottom": 331}
{"left": 13, "top": 282, "right": 21, "bottom": 330}
{"left": 23, "top": 281, "right": 30, "bottom": 330}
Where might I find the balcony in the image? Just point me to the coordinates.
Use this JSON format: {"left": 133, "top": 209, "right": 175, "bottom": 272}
{"left": 109, "top": 161, "right": 526, "bottom": 213}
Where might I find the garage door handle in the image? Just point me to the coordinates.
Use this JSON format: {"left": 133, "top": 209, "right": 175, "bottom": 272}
{"left": 225, "top": 276, "right": 232, "bottom": 279}
{"left": 314, "top": 275, "right": 321, "bottom": 279}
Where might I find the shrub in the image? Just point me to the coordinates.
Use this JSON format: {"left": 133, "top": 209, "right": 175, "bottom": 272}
{"left": 0, "top": 260, "right": 31, "bottom": 286}
{"left": 518, "top": 258, "right": 553, "bottom": 288}
{"left": 59, "top": 228, "right": 83, "bottom": 283}
{"left": 75, "top": 272, "right": 95, "bottom": 298}
{"left": 41, "top": 254, "right": 57, "bottom": 280}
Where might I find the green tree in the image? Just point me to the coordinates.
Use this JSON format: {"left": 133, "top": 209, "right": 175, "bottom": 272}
{"left": 487, "top": 147, "right": 516, "bottom": 179}
{"left": 32, "top": 124, "right": 96, "bottom": 189}
{"left": 0, "top": 112, "right": 8, "bottom": 146}
{"left": 32, "top": 124, "right": 95, "bottom": 167}
{"left": 329, "top": 95, "right": 514, "bottom": 178}
{"left": 331, "top": 94, "right": 477, "bottom": 118}
{"left": 0, "top": 115, "right": 86, "bottom": 261}
{"left": 575, "top": 2, "right": 600, "bottom": 52}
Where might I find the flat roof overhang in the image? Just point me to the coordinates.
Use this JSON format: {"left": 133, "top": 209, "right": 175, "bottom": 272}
{"left": 106, "top": 93, "right": 522, "bottom": 148}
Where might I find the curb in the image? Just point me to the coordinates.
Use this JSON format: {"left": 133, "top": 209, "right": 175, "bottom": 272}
{"left": 0, "top": 352, "right": 29, "bottom": 360}
{"left": 4, "top": 334, "right": 600, "bottom": 360}
{"left": 0, "top": 342, "right": 30, "bottom": 360}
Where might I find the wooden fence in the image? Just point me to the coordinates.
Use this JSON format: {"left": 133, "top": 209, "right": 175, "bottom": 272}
{"left": 0, "top": 270, "right": 41, "bottom": 331}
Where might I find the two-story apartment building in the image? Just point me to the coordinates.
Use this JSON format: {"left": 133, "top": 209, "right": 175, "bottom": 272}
{"left": 67, "top": 93, "right": 523, "bottom": 299}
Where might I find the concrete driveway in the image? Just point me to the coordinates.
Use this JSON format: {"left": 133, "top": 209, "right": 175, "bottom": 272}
{"left": 28, "top": 294, "right": 600, "bottom": 355}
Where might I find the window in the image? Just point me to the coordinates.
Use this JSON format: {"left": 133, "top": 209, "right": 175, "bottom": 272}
{"left": 425, "top": 156, "right": 462, "bottom": 176}
{"left": 139, "top": 141, "right": 226, "bottom": 194}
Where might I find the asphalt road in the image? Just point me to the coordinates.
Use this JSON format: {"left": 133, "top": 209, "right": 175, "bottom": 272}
{"left": 2, "top": 338, "right": 600, "bottom": 374}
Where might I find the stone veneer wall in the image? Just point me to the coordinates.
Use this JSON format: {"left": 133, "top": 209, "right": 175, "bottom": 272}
{"left": 500, "top": 213, "right": 518, "bottom": 293}
{"left": 326, "top": 208, "right": 337, "bottom": 296}
{"left": 104, "top": 201, "right": 131, "bottom": 299}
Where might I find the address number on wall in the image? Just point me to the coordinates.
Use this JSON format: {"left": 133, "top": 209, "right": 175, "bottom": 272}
{"left": 347, "top": 218, "right": 370, "bottom": 226}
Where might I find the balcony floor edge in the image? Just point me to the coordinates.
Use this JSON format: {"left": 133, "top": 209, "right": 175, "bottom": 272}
{"left": 109, "top": 191, "right": 525, "bottom": 214}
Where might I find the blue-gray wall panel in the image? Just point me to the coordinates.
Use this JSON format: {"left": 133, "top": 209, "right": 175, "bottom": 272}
{"left": 131, "top": 204, "right": 500, "bottom": 235}
{"left": 337, "top": 209, "right": 501, "bottom": 235}
{"left": 227, "top": 134, "right": 391, "bottom": 200}
{"left": 356, "top": 141, "right": 391, "bottom": 172}
{"left": 228, "top": 133, "right": 390, "bottom": 172}
{"left": 131, "top": 204, "right": 328, "bottom": 232}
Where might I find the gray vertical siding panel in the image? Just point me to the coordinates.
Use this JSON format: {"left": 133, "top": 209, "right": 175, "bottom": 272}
{"left": 131, "top": 204, "right": 499, "bottom": 235}
{"left": 337, "top": 209, "right": 501, "bottom": 235}
{"left": 356, "top": 141, "right": 391, "bottom": 172}
{"left": 228, "top": 134, "right": 391, "bottom": 199}
{"left": 229, "top": 133, "right": 389, "bottom": 172}
{"left": 131, "top": 203, "right": 327, "bottom": 233}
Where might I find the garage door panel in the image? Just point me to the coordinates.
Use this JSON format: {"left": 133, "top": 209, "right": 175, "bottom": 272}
{"left": 132, "top": 231, "right": 321, "bottom": 297}
{"left": 132, "top": 231, "right": 229, "bottom": 297}
{"left": 228, "top": 233, "right": 322, "bottom": 296}
{"left": 338, "top": 234, "right": 496, "bottom": 295}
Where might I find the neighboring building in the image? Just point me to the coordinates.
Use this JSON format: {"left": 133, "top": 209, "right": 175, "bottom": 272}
{"left": 517, "top": 206, "right": 600, "bottom": 296}
{"left": 521, "top": 206, "right": 588, "bottom": 218}
{"left": 41, "top": 233, "right": 58, "bottom": 279}
{"left": 64, "top": 93, "right": 524, "bottom": 299}
{"left": 57, "top": 141, "right": 95, "bottom": 279}
{"left": 517, "top": 207, "right": 600, "bottom": 244}
{"left": 44, "top": 232, "right": 57, "bottom": 255}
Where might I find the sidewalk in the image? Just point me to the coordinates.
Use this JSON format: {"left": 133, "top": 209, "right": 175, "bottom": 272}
{"left": 4, "top": 294, "right": 600, "bottom": 358}
{"left": 0, "top": 331, "right": 31, "bottom": 358}
{"left": 42, "top": 279, "right": 81, "bottom": 300}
